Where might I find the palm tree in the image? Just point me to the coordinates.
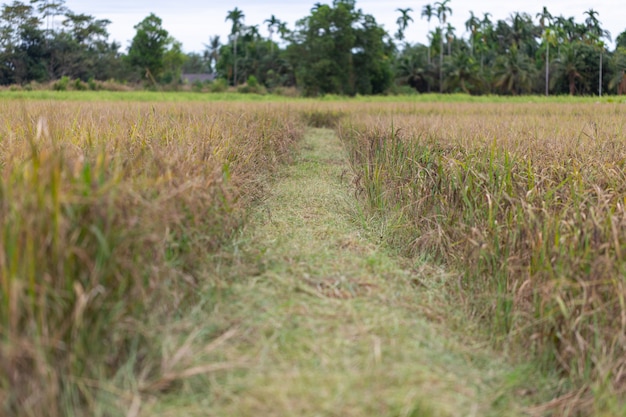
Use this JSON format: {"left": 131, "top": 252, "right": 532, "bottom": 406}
{"left": 434, "top": 0, "right": 452, "bottom": 92}
{"left": 226, "top": 7, "right": 244, "bottom": 35}
{"left": 311, "top": 2, "right": 324, "bottom": 12}
{"left": 397, "top": 46, "right": 431, "bottom": 92}
{"left": 395, "top": 8, "right": 413, "bottom": 42}
{"left": 478, "top": 13, "right": 492, "bottom": 75}
{"left": 421, "top": 4, "right": 435, "bottom": 64}
{"left": 243, "top": 24, "right": 260, "bottom": 43}
{"left": 204, "top": 35, "right": 221, "bottom": 73}
{"left": 507, "top": 12, "right": 536, "bottom": 52}
{"left": 554, "top": 42, "right": 586, "bottom": 95}
{"left": 584, "top": 9, "right": 611, "bottom": 96}
{"left": 608, "top": 48, "right": 626, "bottom": 94}
{"left": 445, "top": 23, "right": 455, "bottom": 56}
{"left": 494, "top": 45, "right": 536, "bottom": 95}
{"left": 542, "top": 28, "right": 556, "bottom": 95}
{"left": 536, "top": 8, "right": 554, "bottom": 96}
{"left": 536, "top": 6, "right": 553, "bottom": 31}
{"left": 264, "top": 15, "right": 281, "bottom": 54}
{"left": 277, "top": 22, "right": 290, "bottom": 42}
{"left": 226, "top": 7, "right": 245, "bottom": 85}
{"left": 465, "top": 11, "right": 480, "bottom": 56}
{"left": 444, "top": 50, "right": 480, "bottom": 93}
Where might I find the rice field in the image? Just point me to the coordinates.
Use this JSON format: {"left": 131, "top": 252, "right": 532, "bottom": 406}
{"left": 0, "top": 100, "right": 303, "bottom": 416}
{"left": 2, "top": 95, "right": 626, "bottom": 415}
{"left": 336, "top": 100, "right": 626, "bottom": 411}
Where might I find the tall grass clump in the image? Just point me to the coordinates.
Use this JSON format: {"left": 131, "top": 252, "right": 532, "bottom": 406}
{"left": 338, "top": 102, "right": 626, "bottom": 412}
{"left": 0, "top": 101, "right": 303, "bottom": 416}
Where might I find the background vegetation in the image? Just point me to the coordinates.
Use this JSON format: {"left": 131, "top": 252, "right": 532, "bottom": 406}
{"left": 1, "top": 0, "right": 625, "bottom": 96}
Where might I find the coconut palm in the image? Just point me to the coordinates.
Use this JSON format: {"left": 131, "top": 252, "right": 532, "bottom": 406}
{"left": 243, "top": 24, "right": 260, "bottom": 42}
{"left": 541, "top": 28, "right": 556, "bottom": 95}
{"left": 226, "top": 7, "right": 245, "bottom": 85}
{"left": 583, "top": 9, "right": 611, "bottom": 96}
{"left": 536, "top": 8, "right": 554, "bottom": 96}
{"left": 553, "top": 42, "right": 586, "bottom": 95}
{"left": 465, "top": 11, "right": 480, "bottom": 55}
{"left": 226, "top": 7, "right": 244, "bottom": 35}
{"left": 478, "top": 13, "right": 492, "bottom": 74}
{"left": 395, "top": 7, "right": 413, "bottom": 42}
{"left": 444, "top": 50, "right": 480, "bottom": 93}
{"left": 608, "top": 48, "right": 626, "bottom": 94}
{"left": 421, "top": 4, "right": 435, "bottom": 64}
{"left": 397, "top": 46, "right": 432, "bottom": 92}
{"left": 445, "top": 23, "right": 455, "bottom": 56}
{"left": 434, "top": 0, "right": 452, "bottom": 92}
{"left": 277, "top": 22, "right": 290, "bottom": 41}
{"left": 204, "top": 35, "right": 221, "bottom": 73}
{"left": 536, "top": 7, "right": 552, "bottom": 31}
{"left": 494, "top": 45, "right": 536, "bottom": 95}
{"left": 264, "top": 15, "right": 281, "bottom": 53}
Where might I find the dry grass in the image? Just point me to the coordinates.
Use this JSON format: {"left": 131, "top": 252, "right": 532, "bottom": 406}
{"left": 0, "top": 101, "right": 303, "bottom": 416}
{"left": 336, "top": 101, "right": 626, "bottom": 414}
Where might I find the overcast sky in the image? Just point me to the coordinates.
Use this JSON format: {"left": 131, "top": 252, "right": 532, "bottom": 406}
{"left": 62, "top": 0, "right": 625, "bottom": 53}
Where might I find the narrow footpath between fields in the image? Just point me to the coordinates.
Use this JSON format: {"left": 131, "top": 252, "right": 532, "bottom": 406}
{"left": 156, "top": 128, "right": 556, "bottom": 416}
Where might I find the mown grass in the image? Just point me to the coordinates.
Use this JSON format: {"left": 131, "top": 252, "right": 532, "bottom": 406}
{"left": 335, "top": 101, "right": 626, "bottom": 414}
{"left": 0, "top": 100, "right": 303, "bottom": 416}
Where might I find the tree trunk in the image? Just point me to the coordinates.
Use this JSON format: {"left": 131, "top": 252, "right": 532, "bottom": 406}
{"left": 233, "top": 37, "right": 238, "bottom": 86}
{"left": 599, "top": 51, "right": 602, "bottom": 96}
{"left": 545, "top": 42, "right": 549, "bottom": 96}
{"left": 439, "top": 33, "right": 443, "bottom": 93}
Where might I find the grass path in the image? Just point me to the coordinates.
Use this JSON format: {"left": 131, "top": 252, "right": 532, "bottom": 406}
{"left": 152, "top": 128, "right": 553, "bottom": 416}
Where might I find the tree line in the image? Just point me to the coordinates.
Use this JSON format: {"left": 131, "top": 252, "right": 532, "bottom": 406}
{"left": 1, "top": 0, "right": 625, "bottom": 95}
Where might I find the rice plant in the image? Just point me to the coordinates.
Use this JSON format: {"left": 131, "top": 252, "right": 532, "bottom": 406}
{"left": 0, "top": 101, "right": 303, "bottom": 416}
{"left": 338, "top": 101, "right": 626, "bottom": 412}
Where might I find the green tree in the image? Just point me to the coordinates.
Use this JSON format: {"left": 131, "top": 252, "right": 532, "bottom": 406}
{"left": 444, "top": 50, "right": 480, "bottom": 93}
{"left": 161, "top": 38, "right": 185, "bottom": 84}
{"left": 0, "top": 1, "right": 45, "bottom": 84}
{"left": 434, "top": 0, "right": 452, "bottom": 92}
{"left": 494, "top": 45, "right": 536, "bottom": 94}
{"left": 289, "top": 0, "right": 391, "bottom": 96}
{"left": 226, "top": 7, "right": 245, "bottom": 85}
{"left": 126, "top": 13, "right": 170, "bottom": 82}
{"left": 608, "top": 46, "right": 626, "bottom": 93}
{"left": 445, "top": 22, "right": 455, "bottom": 55}
{"left": 32, "top": 0, "right": 66, "bottom": 38}
{"left": 396, "top": 44, "right": 432, "bottom": 92}
{"left": 617, "top": 30, "right": 626, "bottom": 49}
{"left": 204, "top": 35, "right": 221, "bottom": 73}
{"left": 583, "top": 9, "right": 611, "bottom": 96}
{"left": 181, "top": 52, "right": 209, "bottom": 73}
{"left": 265, "top": 14, "right": 281, "bottom": 53}
{"left": 465, "top": 11, "right": 480, "bottom": 55}
{"left": 536, "top": 7, "right": 554, "bottom": 96}
{"left": 421, "top": 3, "right": 435, "bottom": 64}
{"left": 553, "top": 41, "right": 587, "bottom": 95}
{"left": 394, "top": 8, "right": 413, "bottom": 42}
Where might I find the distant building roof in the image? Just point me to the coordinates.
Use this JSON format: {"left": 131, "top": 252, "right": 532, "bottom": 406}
{"left": 182, "top": 73, "right": 216, "bottom": 83}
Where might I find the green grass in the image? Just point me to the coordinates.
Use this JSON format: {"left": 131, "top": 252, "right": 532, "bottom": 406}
{"left": 2, "top": 89, "right": 625, "bottom": 104}
{"left": 141, "top": 128, "right": 561, "bottom": 416}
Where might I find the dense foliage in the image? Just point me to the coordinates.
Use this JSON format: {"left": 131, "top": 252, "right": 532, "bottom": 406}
{"left": 1, "top": 0, "right": 625, "bottom": 95}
